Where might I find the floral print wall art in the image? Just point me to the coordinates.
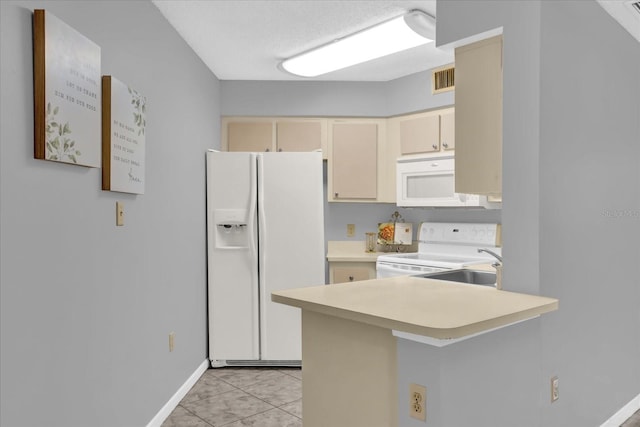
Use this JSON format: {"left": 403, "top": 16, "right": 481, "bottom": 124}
{"left": 33, "top": 9, "right": 101, "bottom": 167}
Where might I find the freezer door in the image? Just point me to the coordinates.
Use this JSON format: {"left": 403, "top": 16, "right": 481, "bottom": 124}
{"left": 258, "top": 152, "right": 325, "bottom": 360}
{"left": 206, "top": 152, "right": 259, "bottom": 361}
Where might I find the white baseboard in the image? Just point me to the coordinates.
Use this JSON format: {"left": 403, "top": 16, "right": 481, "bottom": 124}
{"left": 600, "top": 393, "right": 640, "bottom": 427}
{"left": 146, "top": 359, "right": 209, "bottom": 427}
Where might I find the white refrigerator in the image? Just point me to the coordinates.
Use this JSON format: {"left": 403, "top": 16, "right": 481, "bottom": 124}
{"left": 206, "top": 150, "right": 325, "bottom": 366}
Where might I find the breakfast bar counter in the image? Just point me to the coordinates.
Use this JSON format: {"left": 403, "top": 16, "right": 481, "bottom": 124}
{"left": 272, "top": 277, "right": 558, "bottom": 427}
{"left": 272, "top": 275, "right": 557, "bottom": 340}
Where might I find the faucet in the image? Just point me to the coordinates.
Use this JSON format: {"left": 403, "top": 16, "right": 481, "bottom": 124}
{"left": 478, "top": 248, "right": 503, "bottom": 290}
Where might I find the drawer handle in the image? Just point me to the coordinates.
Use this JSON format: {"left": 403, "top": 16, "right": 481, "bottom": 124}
{"left": 432, "top": 144, "right": 438, "bottom": 150}
{"left": 278, "top": 148, "right": 283, "bottom": 152}
{"left": 348, "top": 275, "right": 354, "bottom": 281}
{"left": 265, "top": 148, "right": 270, "bottom": 152}
{"left": 334, "top": 192, "right": 339, "bottom": 198}
{"left": 443, "top": 142, "right": 449, "bottom": 148}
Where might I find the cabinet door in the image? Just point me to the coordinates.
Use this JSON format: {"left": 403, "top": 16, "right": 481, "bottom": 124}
{"left": 455, "top": 35, "right": 502, "bottom": 195}
{"left": 400, "top": 115, "right": 440, "bottom": 155}
{"left": 332, "top": 266, "right": 372, "bottom": 284}
{"left": 440, "top": 110, "right": 455, "bottom": 151}
{"left": 227, "top": 122, "right": 274, "bottom": 152}
{"left": 331, "top": 122, "right": 377, "bottom": 200}
{"left": 276, "top": 121, "right": 323, "bottom": 152}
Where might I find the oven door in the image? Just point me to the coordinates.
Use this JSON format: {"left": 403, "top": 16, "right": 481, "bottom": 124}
{"left": 396, "top": 156, "right": 478, "bottom": 207}
{"left": 376, "top": 259, "right": 448, "bottom": 279}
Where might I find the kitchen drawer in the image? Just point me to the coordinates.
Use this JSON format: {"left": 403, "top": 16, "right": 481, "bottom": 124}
{"left": 329, "top": 262, "right": 377, "bottom": 284}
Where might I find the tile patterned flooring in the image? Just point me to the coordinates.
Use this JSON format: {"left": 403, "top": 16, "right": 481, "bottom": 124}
{"left": 163, "top": 367, "right": 640, "bottom": 427}
{"left": 622, "top": 409, "right": 640, "bottom": 427}
{"left": 162, "top": 367, "right": 302, "bottom": 427}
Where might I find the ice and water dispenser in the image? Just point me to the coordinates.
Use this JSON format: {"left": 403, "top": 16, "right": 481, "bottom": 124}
{"left": 213, "top": 209, "right": 249, "bottom": 249}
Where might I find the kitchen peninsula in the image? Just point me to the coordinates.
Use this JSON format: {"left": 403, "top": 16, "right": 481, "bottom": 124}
{"left": 272, "top": 277, "right": 558, "bottom": 427}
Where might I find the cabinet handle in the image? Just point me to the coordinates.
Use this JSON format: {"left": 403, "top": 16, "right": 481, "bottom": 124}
{"left": 432, "top": 144, "right": 438, "bottom": 150}
{"left": 443, "top": 142, "right": 449, "bottom": 148}
{"left": 278, "top": 148, "right": 283, "bottom": 152}
{"left": 348, "top": 276, "right": 354, "bottom": 281}
{"left": 265, "top": 148, "right": 270, "bottom": 152}
{"left": 334, "top": 192, "right": 339, "bottom": 198}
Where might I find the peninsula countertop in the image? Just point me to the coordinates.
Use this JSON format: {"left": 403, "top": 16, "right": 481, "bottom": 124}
{"left": 272, "top": 276, "right": 558, "bottom": 340}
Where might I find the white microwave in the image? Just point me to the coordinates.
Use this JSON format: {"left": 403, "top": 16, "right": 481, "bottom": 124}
{"left": 396, "top": 154, "right": 486, "bottom": 207}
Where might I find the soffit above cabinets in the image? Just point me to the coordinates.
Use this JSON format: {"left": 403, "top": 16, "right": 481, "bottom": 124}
{"left": 152, "top": 0, "right": 454, "bottom": 82}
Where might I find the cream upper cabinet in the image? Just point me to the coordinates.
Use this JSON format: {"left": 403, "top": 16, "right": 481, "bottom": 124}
{"left": 221, "top": 117, "right": 327, "bottom": 157}
{"left": 397, "top": 108, "right": 455, "bottom": 156}
{"left": 276, "top": 120, "right": 326, "bottom": 153}
{"left": 454, "top": 35, "right": 503, "bottom": 196}
{"left": 227, "top": 121, "right": 273, "bottom": 152}
{"left": 440, "top": 109, "right": 455, "bottom": 151}
{"left": 400, "top": 113, "right": 440, "bottom": 154}
{"left": 329, "top": 121, "right": 378, "bottom": 201}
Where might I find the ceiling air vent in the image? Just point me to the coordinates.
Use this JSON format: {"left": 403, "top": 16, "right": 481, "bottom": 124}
{"left": 432, "top": 65, "right": 455, "bottom": 94}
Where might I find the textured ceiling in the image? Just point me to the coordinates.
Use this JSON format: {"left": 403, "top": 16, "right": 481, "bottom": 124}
{"left": 152, "top": 0, "right": 454, "bottom": 81}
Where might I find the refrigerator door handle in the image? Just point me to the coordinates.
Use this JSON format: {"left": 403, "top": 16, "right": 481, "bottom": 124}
{"left": 248, "top": 153, "right": 260, "bottom": 357}
{"left": 257, "top": 154, "right": 267, "bottom": 359}
{"left": 248, "top": 154, "right": 258, "bottom": 262}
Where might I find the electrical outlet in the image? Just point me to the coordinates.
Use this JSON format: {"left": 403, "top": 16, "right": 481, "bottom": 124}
{"left": 346, "top": 224, "right": 355, "bottom": 237}
{"left": 409, "top": 383, "right": 426, "bottom": 421}
{"left": 551, "top": 376, "right": 559, "bottom": 402}
{"left": 169, "top": 332, "right": 175, "bottom": 352}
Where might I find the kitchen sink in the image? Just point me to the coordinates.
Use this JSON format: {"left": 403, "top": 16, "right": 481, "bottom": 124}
{"left": 417, "top": 269, "right": 497, "bottom": 287}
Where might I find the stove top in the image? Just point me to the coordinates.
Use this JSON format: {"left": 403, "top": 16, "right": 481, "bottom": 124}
{"left": 376, "top": 222, "right": 501, "bottom": 269}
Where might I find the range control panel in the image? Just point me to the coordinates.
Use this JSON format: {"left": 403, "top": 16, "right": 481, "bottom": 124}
{"left": 419, "top": 222, "right": 500, "bottom": 247}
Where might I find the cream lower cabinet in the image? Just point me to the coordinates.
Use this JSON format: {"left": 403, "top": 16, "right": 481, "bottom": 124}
{"left": 328, "top": 119, "right": 393, "bottom": 203}
{"left": 454, "top": 35, "right": 503, "bottom": 196}
{"left": 329, "top": 262, "right": 377, "bottom": 284}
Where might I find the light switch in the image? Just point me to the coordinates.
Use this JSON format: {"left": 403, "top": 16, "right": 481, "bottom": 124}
{"left": 116, "top": 202, "right": 124, "bottom": 226}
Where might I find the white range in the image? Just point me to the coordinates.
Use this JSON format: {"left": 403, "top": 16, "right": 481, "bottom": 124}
{"left": 376, "top": 222, "right": 501, "bottom": 278}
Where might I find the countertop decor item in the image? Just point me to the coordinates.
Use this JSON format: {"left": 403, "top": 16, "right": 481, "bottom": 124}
{"left": 377, "top": 211, "right": 413, "bottom": 252}
{"left": 365, "top": 232, "right": 377, "bottom": 253}
{"left": 102, "top": 76, "right": 146, "bottom": 194}
{"left": 33, "top": 9, "right": 101, "bottom": 167}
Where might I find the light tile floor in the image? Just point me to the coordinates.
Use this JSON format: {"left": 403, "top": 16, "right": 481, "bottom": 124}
{"left": 162, "top": 367, "right": 302, "bottom": 427}
{"left": 163, "top": 367, "right": 640, "bottom": 427}
{"left": 622, "top": 409, "right": 640, "bottom": 427}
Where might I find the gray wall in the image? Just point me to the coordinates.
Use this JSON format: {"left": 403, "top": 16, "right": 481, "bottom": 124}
{"left": 0, "top": 2, "right": 220, "bottom": 426}
{"left": 397, "top": 1, "right": 640, "bottom": 426}
{"left": 538, "top": 1, "right": 640, "bottom": 425}
{"left": 222, "top": 71, "right": 453, "bottom": 117}
{"left": 221, "top": 69, "right": 455, "bottom": 118}
{"left": 221, "top": 80, "right": 389, "bottom": 117}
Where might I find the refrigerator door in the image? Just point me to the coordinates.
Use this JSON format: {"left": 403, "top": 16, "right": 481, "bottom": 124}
{"left": 206, "top": 152, "right": 259, "bottom": 362}
{"left": 258, "top": 152, "right": 325, "bottom": 360}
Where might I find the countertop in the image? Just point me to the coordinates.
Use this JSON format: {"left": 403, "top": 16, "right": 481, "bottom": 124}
{"left": 272, "top": 276, "right": 558, "bottom": 340}
{"left": 326, "top": 240, "right": 418, "bottom": 263}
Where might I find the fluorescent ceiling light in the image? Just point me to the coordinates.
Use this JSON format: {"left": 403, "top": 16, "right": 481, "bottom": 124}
{"left": 281, "top": 10, "right": 435, "bottom": 78}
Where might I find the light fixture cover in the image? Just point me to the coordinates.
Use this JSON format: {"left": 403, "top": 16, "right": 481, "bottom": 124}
{"left": 281, "top": 10, "right": 435, "bottom": 78}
